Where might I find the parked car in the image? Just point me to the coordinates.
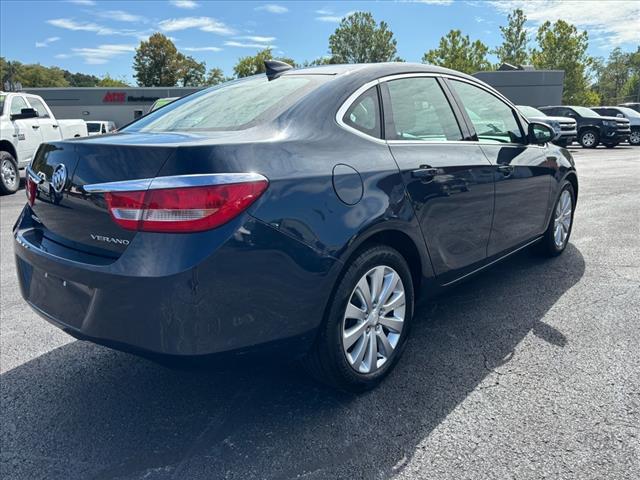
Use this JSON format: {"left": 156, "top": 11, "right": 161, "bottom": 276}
{"left": 148, "top": 97, "right": 178, "bottom": 113}
{"left": 517, "top": 105, "right": 577, "bottom": 147}
{"left": 0, "top": 92, "right": 87, "bottom": 194}
{"left": 591, "top": 106, "right": 640, "bottom": 146}
{"left": 539, "top": 105, "right": 630, "bottom": 148}
{"left": 618, "top": 102, "right": 640, "bottom": 113}
{"left": 86, "top": 120, "right": 117, "bottom": 136}
{"left": 14, "top": 62, "right": 578, "bottom": 391}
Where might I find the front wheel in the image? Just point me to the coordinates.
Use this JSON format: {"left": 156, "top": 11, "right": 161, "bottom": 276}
{"left": 629, "top": 129, "right": 640, "bottom": 146}
{"left": 539, "top": 181, "right": 575, "bottom": 257}
{"left": 304, "top": 245, "right": 414, "bottom": 392}
{"left": 579, "top": 130, "right": 599, "bottom": 148}
{"left": 0, "top": 151, "right": 20, "bottom": 195}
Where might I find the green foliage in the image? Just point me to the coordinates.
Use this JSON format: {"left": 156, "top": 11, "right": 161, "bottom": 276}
{"left": 593, "top": 46, "right": 640, "bottom": 104}
{"left": 176, "top": 54, "right": 206, "bottom": 87}
{"left": 422, "top": 30, "right": 490, "bottom": 74}
{"left": 133, "top": 33, "right": 181, "bottom": 86}
{"left": 205, "top": 67, "right": 232, "bottom": 86}
{"left": 494, "top": 8, "right": 529, "bottom": 66}
{"left": 64, "top": 71, "right": 100, "bottom": 87}
{"left": 96, "top": 74, "right": 129, "bottom": 87}
{"left": 233, "top": 48, "right": 296, "bottom": 78}
{"left": 531, "top": 20, "right": 598, "bottom": 105}
{"left": 328, "top": 12, "right": 400, "bottom": 63}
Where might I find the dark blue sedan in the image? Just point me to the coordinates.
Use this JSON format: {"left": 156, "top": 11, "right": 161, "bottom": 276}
{"left": 14, "top": 62, "right": 577, "bottom": 391}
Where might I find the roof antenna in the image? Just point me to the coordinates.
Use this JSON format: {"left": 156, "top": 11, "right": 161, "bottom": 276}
{"left": 265, "top": 59, "right": 293, "bottom": 81}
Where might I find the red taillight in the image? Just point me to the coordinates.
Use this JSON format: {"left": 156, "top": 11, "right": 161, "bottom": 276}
{"left": 26, "top": 174, "right": 37, "bottom": 206}
{"left": 105, "top": 181, "right": 268, "bottom": 233}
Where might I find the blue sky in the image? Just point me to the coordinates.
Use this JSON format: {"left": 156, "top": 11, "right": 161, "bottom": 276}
{"left": 1, "top": 0, "right": 638, "bottom": 83}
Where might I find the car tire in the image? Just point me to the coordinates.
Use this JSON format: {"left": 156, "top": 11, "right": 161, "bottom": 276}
{"left": 304, "top": 245, "right": 414, "bottom": 392}
{"left": 538, "top": 180, "right": 575, "bottom": 257}
{"left": 629, "top": 129, "right": 640, "bottom": 146}
{"left": 0, "top": 151, "right": 20, "bottom": 195}
{"left": 579, "top": 129, "right": 599, "bottom": 148}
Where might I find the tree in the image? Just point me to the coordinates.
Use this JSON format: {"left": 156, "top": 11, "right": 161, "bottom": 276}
{"left": 17, "top": 63, "right": 69, "bottom": 87}
{"left": 97, "top": 74, "right": 129, "bottom": 87}
{"left": 176, "top": 54, "right": 206, "bottom": 86}
{"left": 593, "top": 48, "right": 632, "bottom": 104}
{"left": 133, "top": 33, "right": 181, "bottom": 86}
{"left": 494, "top": 9, "right": 529, "bottom": 66}
{"left": 422, "top": 30, "right": 490, "bottom": 74}
{"left": 64, "top": 71, "right": 100, "bottom": 87}
{"left": 233, "top": 48, "right": 296, "bottom": 78}
{"left": 205, "top": 67, "right": 232, "bottom": 86}
{"left": 328, "top": 12, "right": 400, "bottom": 63}
{"left": 531, "top": 20, "right": 598, "bottom": 105}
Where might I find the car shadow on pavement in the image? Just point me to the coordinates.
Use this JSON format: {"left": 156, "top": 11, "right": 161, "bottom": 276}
{"left": 1, "top": 244, "right": 585, "bottom": 480}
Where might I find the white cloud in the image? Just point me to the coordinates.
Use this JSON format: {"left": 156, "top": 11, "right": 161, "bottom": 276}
{"left": 182, "top": 46, "right": 223, "bottom": 52}
{"left": 67, "top": 0, "right": 96, "bottom": 5}
{"left": 315, "top": 9, "right": 333, "bottom": 15}
{"left": 316, "top": 11, "right": 355, "bottom": 23}
{"left": 224, "top": 41, "right": 275, "bottom": 49}
{"left": 404, "top": 0, "right": 453, "bottom": 4}
{"left": 236, "top": 35, "right": 276, "bottom": 43}
{"left": 98, "top": 10, "right": 143, "bottom": 23}
{"left": 35, "top": 36, "right": 61, "bottom": 48}
{"left": 490, "top": 1, "right": 640, "bottom": 47}
{"left": 48, "top": 18, "right": 151, "bottom": 39}
{"left": 255, "top": 4, "right": 288, "bottom": 14}
{"left": 170, "top": 0, "right": 199, "bottom": 8}
{"left": 158, "top": 16, "right": 235, "bottom": 35}
{"left": 66, "top": 44, "right": 136, "bottom": 64}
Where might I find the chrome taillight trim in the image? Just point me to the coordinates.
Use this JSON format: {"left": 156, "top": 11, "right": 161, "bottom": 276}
{"left": 26, "top": 166, "right": 44, "bottom": 185}
{"left": 83, "top": 173, "right": 269, "bottom": 193}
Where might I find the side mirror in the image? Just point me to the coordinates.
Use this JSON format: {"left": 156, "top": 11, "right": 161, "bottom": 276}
{"left": 528, "top": 122, "right": 556, "bottom": 144}
{"left": 11, "top": 107, "right": 39, "bottom": 120}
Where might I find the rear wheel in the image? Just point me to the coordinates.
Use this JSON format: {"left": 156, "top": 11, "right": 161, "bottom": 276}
{"left": 539, "top": 181, "right": 575, "bottom": 257}
{"left": 579, "top": 129, "right": 599, "bottom": 148}
{"left": 0, "top": 151, "right": 19, "bottom": 195}
{"left": 630, "top": 129, "right": 640, "bottom": 146}
{"left": 304, "top": 245, "right": 414, "bottom": 392}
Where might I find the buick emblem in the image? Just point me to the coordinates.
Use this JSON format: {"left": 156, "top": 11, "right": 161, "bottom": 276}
{"left": 51, "top": 164, "right": 67, "bottom": 193}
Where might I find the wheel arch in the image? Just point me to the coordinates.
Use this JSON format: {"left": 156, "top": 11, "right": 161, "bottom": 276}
{"left": 0, "top": 140, "right": 18, "bottom": 161}
{"left": 563, "top": 171, "right": 579, "bottom": 202}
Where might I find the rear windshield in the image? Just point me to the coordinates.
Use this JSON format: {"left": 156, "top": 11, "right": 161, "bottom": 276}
{"left": 125, "top": 74, "right": 329, "bottom": 132}
{"left": 87, "top": 122, "right": 101, "bottom": 133}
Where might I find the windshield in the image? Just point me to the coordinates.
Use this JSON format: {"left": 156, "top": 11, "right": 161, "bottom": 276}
{"left": 573, "top": 106, "right": 599, "bottom": 117}
{"left": 86, "top": 122, "right": 101, "bottom": 133}
{"left": 127, "top": 75, "right": 329, "bottom": 132}
{"left": 517, "top": 105, "right": 545, "bottom": 117}
{"left": 617, "top": 107, "right": 640, "bottom": 118}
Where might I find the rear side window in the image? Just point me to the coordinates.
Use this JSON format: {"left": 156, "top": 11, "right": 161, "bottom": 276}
{"left": 10, "top": 96, "right": 28, "bottom": 115}
{"left": 127, "top": 75, "right": 328, "bottom": 132}
{"left": 451, "top": 80, "right": 524, "bottom": 144}
{"left": 27, "top": 97, "right": 50, "bottom": 118}
{"left": 386, "top": 77, "right": 462, "bottom": 142}
{"left": 87, "top": 123, "right": 100, "bottom": 133}
{"left": 343, "top": 87, "right": 381, "bottom": 138}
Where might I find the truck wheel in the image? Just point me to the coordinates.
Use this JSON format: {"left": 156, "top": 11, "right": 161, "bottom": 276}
{"left": 0, "top": 151, "right": 20, "bottom": 195}
{"left": 630, "top": 129, "right": 640, "bottom": 146}
{"left": 579, "top": 129, "right": 599, "bottom": 148}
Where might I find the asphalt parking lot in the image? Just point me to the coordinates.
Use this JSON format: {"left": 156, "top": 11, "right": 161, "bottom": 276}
{"left": 1, "top": 146, "right": 639, "bottom": 480}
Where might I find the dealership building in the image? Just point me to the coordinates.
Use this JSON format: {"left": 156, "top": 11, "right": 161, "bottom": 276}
{"left": 22, "top": 87, "right": 201, "bottom": 128}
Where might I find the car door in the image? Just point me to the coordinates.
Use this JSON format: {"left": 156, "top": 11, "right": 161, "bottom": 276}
{"left": 382, "top": 75, "right": 495, "bottom": 283}
{"left": 9, "top": 95, "right": 43, "bottom": 164}
{"left": 446, "top": 78, "right": 555, "bottom": 257}
{"left": 27, "top": 96, "right": 59, "bottom": 143}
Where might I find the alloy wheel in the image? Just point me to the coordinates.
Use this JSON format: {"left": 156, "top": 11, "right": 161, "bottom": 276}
{"left": 630, "top": 130, "right": 640, "bottom": 145}
{"left": 581, "top": 132, "right": 596, "bottom": 147}
{"left": 1, "top": 159, "right": 17, "bottom": 189}
{"left": 553, "top": 190, "right": 572, "bottom": 249}
{"left": 342, "top": 265, "right": 406, "bottom": 374}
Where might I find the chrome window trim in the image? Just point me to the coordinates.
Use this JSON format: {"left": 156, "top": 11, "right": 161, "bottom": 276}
{"left": 83, "top": 172, "right": 268, "bottom": 194}
{"left": 335, "top": 78, "right": 386, "bottom": 145}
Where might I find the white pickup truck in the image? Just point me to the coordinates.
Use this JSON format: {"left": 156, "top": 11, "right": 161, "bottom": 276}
{"left": 0, "top": 91, "right": 87, "bottom": 194}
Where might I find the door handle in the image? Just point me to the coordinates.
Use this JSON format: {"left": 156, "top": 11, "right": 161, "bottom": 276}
{"left": 412, "top": 166, "right": 439, "bottom": 181}
{"left": 497, "top": 165, "right": 514, "bottom": 176}
{"left": 31, "top": 125, "right": 40, "bottom": 129}
{"left": 52, "top": 124, "right": 59, "bottom": 128}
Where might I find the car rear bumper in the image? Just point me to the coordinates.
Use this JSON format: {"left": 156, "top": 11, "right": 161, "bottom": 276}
{"left": 14, "top": 206, "right": 339, "bottom": 357}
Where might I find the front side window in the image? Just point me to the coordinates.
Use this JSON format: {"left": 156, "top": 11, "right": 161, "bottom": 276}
{"left": 451, "top": 80, "right": 524, "bottom": 144}
{"left": 27, "top": 97, "right": 49, "bottom": 118}
{"left": 343, "top": 87, "right": 381, "bottom": 138}
{"left": 386, "top": 77, "right": 462, "bottom": 142}
{"left": 127, "top": 75, "right": 329, "bottom": 132}
{"left": 10, "top": 96, "right": 28, "bottom": 116}
{"left": 87, "top": 123, "right": 101, "bottom": 133}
